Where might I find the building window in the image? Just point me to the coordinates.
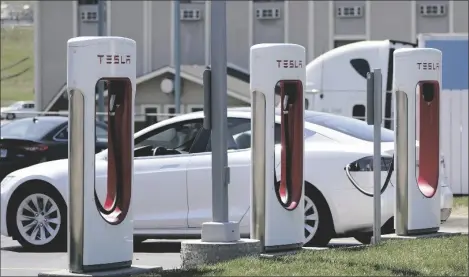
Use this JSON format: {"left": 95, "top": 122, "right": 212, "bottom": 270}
{"left": 334, "top": 40, "right": 363, "bottom": 48}
{"left": 164, "top": 105, "right": 184, "bottom": 120}
{"left": 352, "top": 104, "right": 366, "bottom": 121}
{"left": 79, "top": 0, "right": 98, "bottom": 5}
{"left": 144, "top": 107, "right": 159, "bottom": 126}
{"left": 187, "top": 105, "right": 204, "bottom": 113}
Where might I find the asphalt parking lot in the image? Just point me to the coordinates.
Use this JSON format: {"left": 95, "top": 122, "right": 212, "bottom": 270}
{"left": 1, "top": 216, "right": 467, "bottom": 277}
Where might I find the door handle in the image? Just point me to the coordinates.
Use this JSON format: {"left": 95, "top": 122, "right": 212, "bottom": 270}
{"left": 160, "top": 164, "right": 180, "bottom": 170}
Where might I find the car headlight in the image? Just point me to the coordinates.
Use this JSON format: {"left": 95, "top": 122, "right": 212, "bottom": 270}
{"left": 346, "top": 156, "right": 393, "bottom": 172}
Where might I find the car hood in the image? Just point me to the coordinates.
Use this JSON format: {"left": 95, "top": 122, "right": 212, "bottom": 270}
{"left": 304, "top": 141, "right": 378, "bottom": 155}
{"left": 0, "top": 107, "right": 13, "bottom": 112}
{"left": 7, "top": 158, "right": 108, "bottom": 180}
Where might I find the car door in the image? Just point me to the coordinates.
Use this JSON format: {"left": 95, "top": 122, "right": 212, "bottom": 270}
{"left": 186, "top": 118, "right": 253, "bottom": 229}
{"left": 131, "top": 119, "right": 204, "bottom": 230}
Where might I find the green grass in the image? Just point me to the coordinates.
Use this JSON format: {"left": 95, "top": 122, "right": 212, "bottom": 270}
{"left": 454, "top": 196, "right": 468, "bottom": 209}
{"left": 146, "top": 236, "right": 468, "bottom": 276}
{"left": 0, "top": 25, "right": 34, "bottom": 106}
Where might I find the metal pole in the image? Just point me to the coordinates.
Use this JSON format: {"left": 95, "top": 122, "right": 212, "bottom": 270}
{"left": 204, "top": 1, "right": 211, "bottom": 66}
{"left": 173, "top": 0, "right": 181, "bottom": 113}
{"left": 372, "top": 69, "right": 382, "bottom": 245}
{"left": 210, "top": 0, "right": 229, "bottom": 222}
{"left": 96, "top": 0, "right": 105, "bottom": 122}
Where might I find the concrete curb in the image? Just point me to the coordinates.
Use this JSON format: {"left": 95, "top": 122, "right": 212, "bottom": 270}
{"left": 379, "top": 231, "right": 463, "bottom": 241}
{"left": 166, "top": 231, "right": 468, "bottom": 271}
{"left": 180, "top": 239, "right": 261, "bottom": 270}
{"left": 38, "top": 265, "right": 162, "bottom": 277}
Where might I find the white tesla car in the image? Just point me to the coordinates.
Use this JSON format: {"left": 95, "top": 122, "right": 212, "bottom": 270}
{"left": 0, "top": 101, "right": 36, "bottom": 120}
{"left": 0, "top": 109, "right": 453, "bottom": 250}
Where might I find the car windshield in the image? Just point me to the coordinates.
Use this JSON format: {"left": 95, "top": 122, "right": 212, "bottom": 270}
{"left": 0, "top": 118, "right": 59, "bottom": 140}
{"left": 304, "top": 112, "right": 395, "bottom": 142}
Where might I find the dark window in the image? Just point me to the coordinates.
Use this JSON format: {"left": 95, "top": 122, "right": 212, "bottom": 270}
{"left": 334, "top": 40, "right": 362, "bottom": 48}
{"left": 95, "top": 126, "right": 108, "bottom": 142}
{"left": 305, "top": 98, "right": 309, "bottom": 109}
{"left": 1, "top": 118, "right": 59, "bottom": 140}
{"left": 54, "top": 125, "right": 108, "bottom": 142}
{"left": 352, "top": 104, "right": 366, "bottom": 121}
{"left": 350, "top": 58, "right": 371, "bottom": 79}
{"left": 78, "top": 0, "right": 98, "bottom": 5}
{"left": 145, "top": 107, "right": 158, "bottom": 127}
{"left": 190, "top": 107, "right": 203, "bottom": 113}
{"left": 167, "top": 107, "right": 176, "bottom": 118}
{"left": 304, "top": 112, "right": 394, "bottom": 142}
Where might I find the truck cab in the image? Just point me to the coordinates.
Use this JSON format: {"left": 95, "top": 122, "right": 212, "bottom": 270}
{"left": 305, "top": 40, "right": 416, "bottom": 130}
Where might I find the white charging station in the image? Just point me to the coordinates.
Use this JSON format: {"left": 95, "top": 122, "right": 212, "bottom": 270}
{"left": 250, "top": 43, "right": 305, "bottom": 252}
{"left": 67, "top": 36, "right": 136, "bottom": 273}
{"left": 393, "top": 48, "right": 442, "bottom": 235}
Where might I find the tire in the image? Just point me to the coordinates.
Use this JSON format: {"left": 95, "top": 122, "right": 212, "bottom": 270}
{"left": 7, "top": 184, "right": 67, "bottom": 251}
{"left": 303, "top": 183, "right": 334, "bottom": 247}
{"left": 353, "top": 217, "right": 395, "bottom": 245}
{"left": 6, "top": 113, "right": 15, "bottom": 120}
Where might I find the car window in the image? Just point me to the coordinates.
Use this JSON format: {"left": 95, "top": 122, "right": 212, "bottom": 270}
{"left": 135, "top": 120, "right": 203, "bottom": 153}
{"left": 228, "top": 118, "right": 316, "bottom": 150}
{"left": 1, "top": 118, "right": 59, "bottom": 140}
{"left": 54, "top": 124, "right": 109, "bottom": 142}
{"left": 205, "top": 118, "right": 248, "bottom": 151}
{"left": 304, "top": 112, "right": 394, "bottom": 142}
{"left": 96, "top": 125, "right": 108, "bottom": 142}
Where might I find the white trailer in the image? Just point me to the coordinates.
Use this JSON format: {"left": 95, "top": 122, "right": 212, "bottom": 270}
{"left": 418, "top": 33, "right": 468, "bottom": 195}
{"left": 305, "top": 34, "right": 468, "bottom": 195}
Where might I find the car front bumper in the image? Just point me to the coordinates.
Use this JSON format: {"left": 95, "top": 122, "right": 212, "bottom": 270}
{"left": 0, "top": 184, "right": 10, "bottom": 237}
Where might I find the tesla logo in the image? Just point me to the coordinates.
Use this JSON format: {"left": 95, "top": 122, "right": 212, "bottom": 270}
{"left": 276, "top": 60, "right": 303, "bottom": 68}
{"left": 97, "top": 54, "right": 131, "bottom": 65}
{"left": 417, "top": 62, "right": 439, "bottom": 71}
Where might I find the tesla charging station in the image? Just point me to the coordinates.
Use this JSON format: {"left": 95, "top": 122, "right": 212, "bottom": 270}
{"left": 67, "top": 37, "right": 136, "bottom": 273}
{"left": 393, "top": 48, "right": 442, "bottom": 236}
{"left": 250, "top": 43, "right": 305, "bottom": 252}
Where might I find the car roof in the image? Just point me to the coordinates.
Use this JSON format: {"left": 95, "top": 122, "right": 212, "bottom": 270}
{"left": 134, "top": 107, "right": 363, "bottom": 144}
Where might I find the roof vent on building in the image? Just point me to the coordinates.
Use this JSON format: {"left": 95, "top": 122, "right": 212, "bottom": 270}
{"left": 256, "top": 8, "right": 281, "bottom": 20}
{"left": 180, "top": 9, "right": 202, "bottom": 21}
{"left": 336, "top": 6, "right": 363, "bottom": 18}
{"left": 419, "top": 4, "right": 446, "bottom": 17}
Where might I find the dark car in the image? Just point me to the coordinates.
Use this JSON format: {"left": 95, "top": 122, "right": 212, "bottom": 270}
{"left": 0, "top": 116, "right": 108, "bottom": 180}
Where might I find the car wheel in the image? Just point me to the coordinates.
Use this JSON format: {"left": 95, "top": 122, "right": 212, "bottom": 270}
{"left": 6, "top": 113, "right": 15, "bottom": 120}
{"left": 8, "top": 185, "right": 67, "bottom": 251}
{"left": 303, "top": 183, "right": 334, "bottom": 247}
{"left": 353, "top": 217, "right": 395, "bottom": 245}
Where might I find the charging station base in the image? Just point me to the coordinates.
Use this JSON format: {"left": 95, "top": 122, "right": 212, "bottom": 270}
{"left": 180, "top": 239, "right": 261, "bottom": 269}
{"left": 38, "top": 265, "right": 162, "bottom": 277}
